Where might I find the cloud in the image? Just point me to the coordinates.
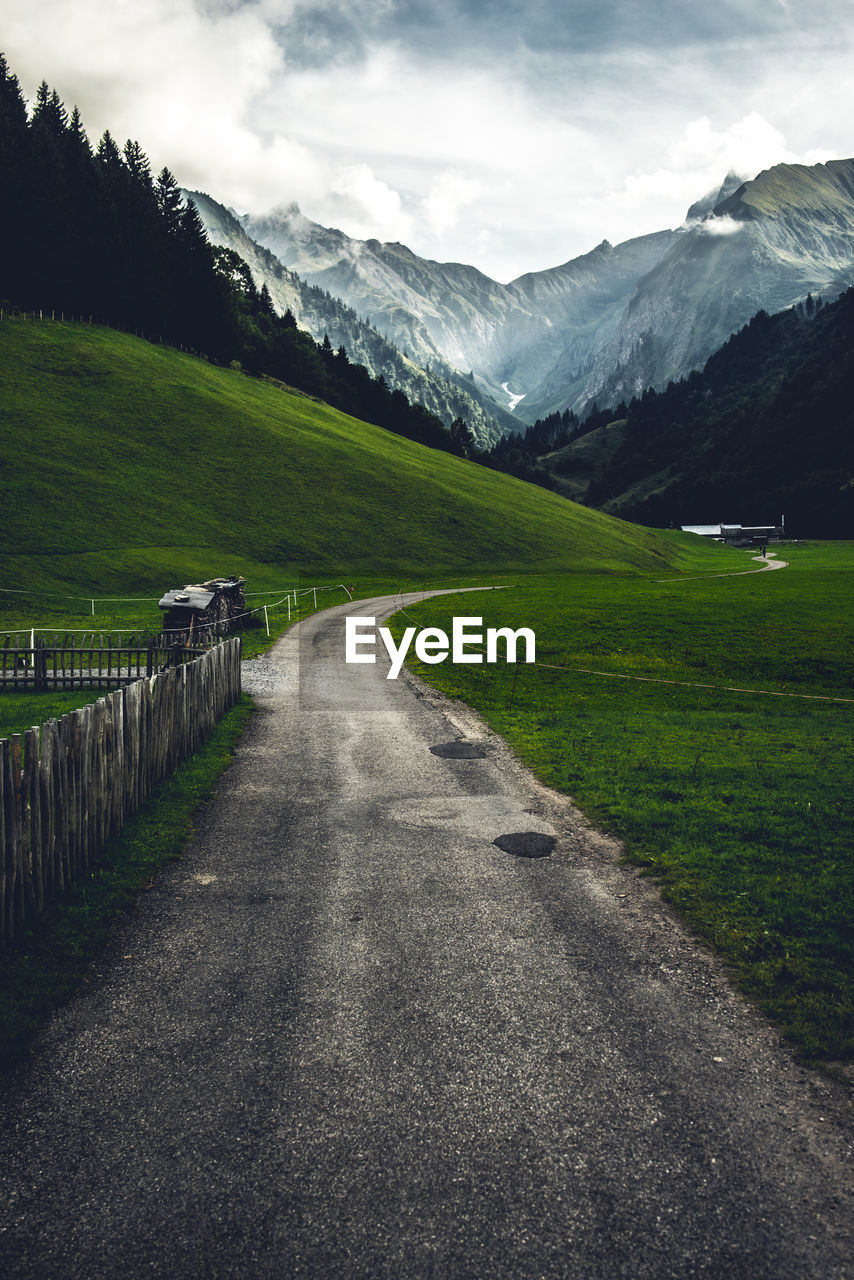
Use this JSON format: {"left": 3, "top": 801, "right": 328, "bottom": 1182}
{"left": 590, "top": 111, "right": 835, "bottom": 249}
{"left": 422, "top": 173, "right": 483, "bottom": 240}
{"left": 3, "top": 0, "right": 854, "bottom": 279}
{"left": 4, "top": 1, "right": 277, "bottom": 123}
{"left": 0, "top": 0, "right": 316, "bottom": 207}
{"left": 673, "top": 113, "right": 791, "bottom": 177}
{"left": 696, "top": 214, "right": 744, "bottom": 236}
{"left": 325, "top": 163, "right": 412, "bottom": 241}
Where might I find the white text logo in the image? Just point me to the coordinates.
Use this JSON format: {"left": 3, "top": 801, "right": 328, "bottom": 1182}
{"left": 345, "top": 616, "right": 536, "bottom": 680}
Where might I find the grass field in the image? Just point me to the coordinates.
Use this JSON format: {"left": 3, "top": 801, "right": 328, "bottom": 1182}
{"left": 0, "top": 317, "right": 702, "bottom": 589}
{"left": 389, "top": 543, "right": 854, "bottom": 1062}
{"left": 1, "top": 315, "right": 725, "bottom": 656}
{"left": 2, "top": 317, "right": 849, "bottom": 1066}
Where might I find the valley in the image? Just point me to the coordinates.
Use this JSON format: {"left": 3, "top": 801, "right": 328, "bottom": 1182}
{"left": 1, "top": 317, "right": 851, "bottom": 1067}
{"left": 198, "top": 158, "right": 854, "bottom": 431}
{"left": 2, "top": 32, "right": 853, "bottom": 1280}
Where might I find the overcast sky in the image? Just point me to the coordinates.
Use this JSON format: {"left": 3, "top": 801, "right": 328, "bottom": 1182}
{"left": 2, "top": 0, "right": 852, "bottom": 280}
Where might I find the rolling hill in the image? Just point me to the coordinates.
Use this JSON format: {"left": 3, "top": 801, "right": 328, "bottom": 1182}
{"left": 0, "top": 318, "right": 717, "bottom": 602}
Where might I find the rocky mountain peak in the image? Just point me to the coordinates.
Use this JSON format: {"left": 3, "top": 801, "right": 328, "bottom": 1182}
{"left": 685, "top": 171, "right": 747, "bottom": 223}
{"left": 206, "top": 157, "right": 854, "bottom": 430}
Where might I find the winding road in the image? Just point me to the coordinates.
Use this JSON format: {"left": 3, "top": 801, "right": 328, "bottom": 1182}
{"left": 0, "top": 589, "right": 851, "bottom": 1279}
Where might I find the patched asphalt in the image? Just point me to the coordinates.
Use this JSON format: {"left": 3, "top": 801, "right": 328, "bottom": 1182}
{"left": 0, "top": 591, "right": 851, "bottom": 1279}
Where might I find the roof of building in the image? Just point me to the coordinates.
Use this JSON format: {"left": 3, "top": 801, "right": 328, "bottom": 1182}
{"left": 682, "top": 522, "right": 781, "bottom": 537}
{"left": 158, "top": 587, "right": 215, "bottom": 612}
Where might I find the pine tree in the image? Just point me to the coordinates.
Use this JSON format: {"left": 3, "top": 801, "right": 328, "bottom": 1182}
{"left": 0, "top": 54, "right": 29, "bottom": 302}
{"left": 155, "top": 167, "right": 183, "bottom": 234}
{"left": 258, "top": 282, "right": 275, "bottom": 317}
{"left": 60, "top": 106, "right": 98, "bottom": 311}
{"left": 27, "top": 81, "right": 73, "bottom": 306}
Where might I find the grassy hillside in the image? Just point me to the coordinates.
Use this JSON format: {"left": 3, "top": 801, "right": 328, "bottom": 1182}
{"left": 0, "top": 318, "right": 730, "bottom": 603}
{"left": 543, "top": 417, "right": 629, "bottom": 504}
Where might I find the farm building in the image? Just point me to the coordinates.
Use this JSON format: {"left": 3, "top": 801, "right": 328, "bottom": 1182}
{"left": 159, "top": 576, "right": 247, "bottom": 641}
{"left": 681, "top": 522, "right": 784, "bottom": 546}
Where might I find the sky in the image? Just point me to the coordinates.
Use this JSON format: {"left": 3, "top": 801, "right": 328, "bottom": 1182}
{"left": 2, "top": 0, "right": 852, "bottom": 281}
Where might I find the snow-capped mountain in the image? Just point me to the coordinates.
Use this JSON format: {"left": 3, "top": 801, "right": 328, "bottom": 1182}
{"left": 188, "top": 191, "right": 518, "bottom": 445}
{"left": 200, "top": 157, "right": 854, "bottom": 429}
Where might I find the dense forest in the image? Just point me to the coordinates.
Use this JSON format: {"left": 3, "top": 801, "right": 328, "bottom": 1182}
{"left": 0, "top": 55, "right": 467, "bottom": 457}
{"left": 487, "top": 290, "right": 854, "bottom": 536}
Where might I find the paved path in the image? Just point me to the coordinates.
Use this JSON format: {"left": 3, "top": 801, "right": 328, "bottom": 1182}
{"left": 657, "top": 550, "right": 788, "bottom": 582}
{"left": 0, "top": 592, "right": 851, "bottom": 1279}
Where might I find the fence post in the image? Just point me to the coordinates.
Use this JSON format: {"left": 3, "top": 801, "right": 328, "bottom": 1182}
{"left": 2, "top": 738, "right": 17, "bottom": 943}
{"left": 23, "top": 728, "right": 41, "bottom": 913}
{"left": 8, "top": 737, "right": 24, "bottom": 936}
{"left": 35, "top": 636, "right": 48, "bottom": 692}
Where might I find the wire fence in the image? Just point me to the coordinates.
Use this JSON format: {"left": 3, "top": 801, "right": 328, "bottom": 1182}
{"left": 0, "top": 584, "right": 353, "bottom": 647}
{"left": 390, "top": 588, "right": 854, "bottom": 708}
{"left": 0, "top": 305, "right": 212, "bottom": 361}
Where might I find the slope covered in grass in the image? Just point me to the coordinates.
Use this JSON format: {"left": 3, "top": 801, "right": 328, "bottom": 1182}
{"left": 0, "top": 318, "right": 732, "bottom": 595}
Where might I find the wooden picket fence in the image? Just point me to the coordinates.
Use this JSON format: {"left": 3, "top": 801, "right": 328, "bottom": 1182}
{"left": 0, "top": 632, "right": 209, "bottom": 691}
{"left": 0, "top": 639, "right": 241, "bottom": 948}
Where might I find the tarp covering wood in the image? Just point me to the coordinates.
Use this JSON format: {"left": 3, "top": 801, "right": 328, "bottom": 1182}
{"left": 159, "top": 577, "right": 246, "bottom": 639}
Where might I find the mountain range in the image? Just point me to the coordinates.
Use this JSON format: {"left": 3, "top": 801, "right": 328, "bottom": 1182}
{"left": 187, "top": 191, "right": 518, "bottom": 446}
{"left": 193, "top": 159, "right": 854, "bottom": 431}
{"left": 5, "top": 53, "right": 852, "bottom": 536}
{"left": 535, "top": 284, "right": 854, "bottom": 537}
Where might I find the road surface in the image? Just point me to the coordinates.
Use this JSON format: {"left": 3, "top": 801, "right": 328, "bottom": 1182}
{"left": 0, "top": 590, "right": 850, "bottom": 1279}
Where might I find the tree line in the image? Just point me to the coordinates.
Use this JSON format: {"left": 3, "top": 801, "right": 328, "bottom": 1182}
{"left": 0, "top": 55, "right": 469, "bottom": 457}
{"left": 487, "top": 289, "right": 853, "bottom": 536}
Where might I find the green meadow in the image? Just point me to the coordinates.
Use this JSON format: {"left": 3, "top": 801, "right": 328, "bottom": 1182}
{"left": 0, "top": 317, "right": 694, "bottom": 586}
{"left": 391, "top": 543, "right": 854, "bottom": 1062}
{"left": 0, "top": 315, "right": 716, "bottom": 659}
{"left": 1, "top": 317, "right": 851, "bottom": 1065}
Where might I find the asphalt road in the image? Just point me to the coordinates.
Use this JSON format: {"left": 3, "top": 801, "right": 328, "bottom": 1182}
{"left": 0, "top": 591, "right": 851, "bottom": 1279}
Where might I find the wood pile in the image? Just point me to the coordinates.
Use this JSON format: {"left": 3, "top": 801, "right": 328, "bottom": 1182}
{"left": 159, "top": 576, "right": 247, "bottom": 640}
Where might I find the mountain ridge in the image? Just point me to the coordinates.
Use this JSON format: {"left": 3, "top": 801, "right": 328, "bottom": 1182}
{"left": 581, "top": 157, "right": 854, "bottom": 416}
{"left": 530, "top": 284, "right": 854, "bottom": 537}
{"left": 189, "top": 190, "right": 516, "bottom": 446}
{"left": 229, "top": 157, "right": 854, "bottom": 427}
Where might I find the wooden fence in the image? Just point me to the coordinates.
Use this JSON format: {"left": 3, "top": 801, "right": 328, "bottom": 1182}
{"left": 0, "top": 639, "right": 241, "bottom": 948}
{"left": 0, "top": 633, "right": 209, "bottom": 691}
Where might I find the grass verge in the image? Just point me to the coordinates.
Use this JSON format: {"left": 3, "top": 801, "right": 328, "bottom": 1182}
{"left": 0, "top": 694, "right": 255, "bottom": 1071}
{"left": 0, "top": 690, "right": 111, "bottom": 741}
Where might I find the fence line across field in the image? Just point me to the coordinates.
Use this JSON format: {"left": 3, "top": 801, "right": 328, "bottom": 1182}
{"left": 0, "top": 584, "right": 351, "bottom": 627}
{"left": 390, "top": 591, "right": 854, "bottom": 709}
{"left": 0, "top": 633, "right": 210, "bottom": 692}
